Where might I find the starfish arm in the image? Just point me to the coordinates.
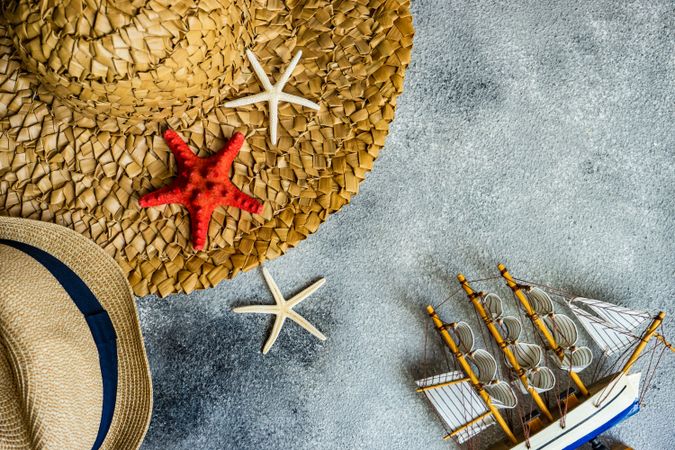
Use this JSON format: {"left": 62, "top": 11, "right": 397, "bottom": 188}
{"left": 227, "top": 189, "right": 264, "bottom": 215}
{"left": 214, "top": 132, "right": 245, "bottom": 172}
{"left": 276, "top": 50, "right": 302, "bottom": 89}
{"left": 163, "top": 129, "right": 197, "bottom": 169}
{"left": 269, "top": 97, "right": 279, "bottom": 145}
{"left": 138, "top": 184, "right": 183, "bottom": 208}
{"left": 232, "top": 305, "right": 279, "bottom": 315}
{"left": 245, "top": 49, "right": 274, "bottom": 91}
{"left": 188, "top": 204, "right": 215, "bottom": 251}
{"left": 220, "top": 132, "right": 245, "bottom": 157}
{"left": 288, "top": 310, "right": 327, "bottom": 341}
{"left": 287, "top": 278, "right": 326, "bottom": 309}
{"left": 224, "top": 91, "right": 271, "bottom": 108}
{"left": 262, "top": 266, "right": 286, "bottom": 306}
{"left": 277, "top": 92, "right": 320, "bottom": 110}
{"left": 262, "top": 314, "right": 286, "bottom": 354}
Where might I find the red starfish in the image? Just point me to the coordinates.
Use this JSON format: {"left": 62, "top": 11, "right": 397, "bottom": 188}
{"left": 139, "top": 129, "right": 263, "bottom": 251}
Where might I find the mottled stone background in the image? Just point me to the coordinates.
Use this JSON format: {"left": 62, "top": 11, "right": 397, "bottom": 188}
{"left": 138, "top": 1, "right": 674, "bottom": 449}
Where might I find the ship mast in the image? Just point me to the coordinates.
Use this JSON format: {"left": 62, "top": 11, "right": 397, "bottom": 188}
{"left": 619, "top": 311, "right": 670, "bottom": 375}
{"left": 498, "top": 264, "right": 590, "bottom": 397}
{"left": 426, "top": 305, "right": 518, "bottom": 444}
{"left": 457, "top": 274, "right": 554, "bottom": 422}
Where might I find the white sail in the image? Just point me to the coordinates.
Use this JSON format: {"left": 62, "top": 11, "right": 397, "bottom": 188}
{"left": 526, "top": 287, "right": 555, "bottom": 314}
{"left": 449, "top": 322, "right": 518, "bottom": 409}
{"left": 582, "top": 298, "right": 650, "bottom": 330}
{"left": 543, "top": 314, "right": 578, "bottom": 348}
{"left": 483, "top": 293, "right": 555, "bottom": 400}
{"left": 472, "top": 349, "right": 518, "bottom": 408}
{"left": 500, "top": 316, "right": 522, "bottom": 342}
{"left": 526, "top": 288, "right": 593, "bottom": 372}
{"left": 484, "top": 293, "right": 505, "bottom": 318}
{"left": 472, "top": 349, "right": 498, "bottom": 384}
{"left": 482, "top": 293, "right": 556, "bottom": 394}
{"left": 511, "top": 342, "right": 544, "bottom": 369}
{"left": 453, "top": 321, "right": 475, "bottom": 354}
{"left": 525, "top": 366, "right": 556, "bottom": 393}
{"left": 416, "top": 371, "right": 496, "bottom": 443}
{"left": 569, "top": 297, "right": 651, "bottom": 355}
{"left": 509, "top": 342, "right": 556, "bottom": 393}
{"left": 485, "top": 294, "right": 523, "bottom": 342}
{"left": 484, "top": 380, "right": 518, "bottom": 409}
{"left": 549, "top": 346, "right": 594, "bottom": 372}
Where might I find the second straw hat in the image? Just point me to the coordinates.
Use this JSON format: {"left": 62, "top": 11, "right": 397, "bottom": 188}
{"left": 0, "top": 216, "right": 152, "bottom": 449}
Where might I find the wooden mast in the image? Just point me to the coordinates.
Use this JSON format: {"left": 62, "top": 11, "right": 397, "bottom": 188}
{"left": 457, "top": 274, "right": 554, "bottom": 422}
{"left": 426, "top": 305, "right": 519, "bottom": 444}
{"left": 498, "top": 264, "right": 590, "bottom": 397}
{"left": 619, "top": 311, "right": 666, "bottom": 375}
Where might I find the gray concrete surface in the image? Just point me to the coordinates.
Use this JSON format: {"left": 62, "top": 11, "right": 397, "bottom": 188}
{"left": 137, "top": 1, "right": 675, "bottom": 448}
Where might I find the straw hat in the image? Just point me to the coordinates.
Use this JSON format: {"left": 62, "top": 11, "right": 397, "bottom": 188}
{"left": 0, "top": 0, "right": 414, "bottom": 296}
{"left": 0, "top": 216, "right": 152, "bottom": 450}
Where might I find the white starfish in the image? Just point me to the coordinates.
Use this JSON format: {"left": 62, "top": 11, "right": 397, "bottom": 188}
{"left": 224, "top": 49, "right": 320, "bottom": 145}
{"left": 233, "top": 266, "right": 327, "bottom": 354}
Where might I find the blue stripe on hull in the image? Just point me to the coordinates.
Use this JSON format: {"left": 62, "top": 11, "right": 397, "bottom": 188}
{"left": 562, "top": 400, "right": 640, "bottom": 450}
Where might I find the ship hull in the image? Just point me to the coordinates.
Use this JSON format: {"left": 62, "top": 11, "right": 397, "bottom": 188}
{"left": 509, "top": 373, "right": 641, "bottom": 450}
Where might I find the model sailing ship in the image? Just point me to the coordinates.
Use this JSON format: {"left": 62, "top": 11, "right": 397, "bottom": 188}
{"left": 416, "top": 264, "right": 675, "bottom": 449}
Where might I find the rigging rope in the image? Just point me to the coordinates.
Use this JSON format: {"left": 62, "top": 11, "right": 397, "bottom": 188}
{"left": 594, "top": 341, "right": 659, "bottom": 406}
{"left": 589, "top": 351, "right": 607, "bottom": 385}
{"left": 560, "top": 366, "right": 573, "bottom": 427}
{"left": 639, "top": 322, "right": 669, "bottom": 405}
{"left": 423, "top": 318, "right": 430, "bottom": 380}
{"left": 510, "top": 277, "right": 579, "bottom": 300}
{"left": 433, "top": 287, "right": 464, "bottom": 310}
{"left": 598, "top": 341, "right": 633, "bottom": 381}
{"left": 639, "top": 339, "right": 660, "bottom": 405}
{"left": 466, "top": 275, "right": 502, "bottom": 284}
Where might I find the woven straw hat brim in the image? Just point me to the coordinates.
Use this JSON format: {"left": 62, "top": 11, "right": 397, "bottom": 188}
{"left": 0, "top": 0, "right": 414, "bottom": 296}
{"left": 0, "top": 216, "right": 153, "bottom": 450}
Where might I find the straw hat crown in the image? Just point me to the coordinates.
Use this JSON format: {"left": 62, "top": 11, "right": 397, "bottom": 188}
{"left": 9, "top": 0, "right": 254, "bottom": 122}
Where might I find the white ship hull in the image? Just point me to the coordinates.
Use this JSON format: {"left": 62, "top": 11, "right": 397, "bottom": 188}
{"left": 510, "top": 373, "right": 641, "bottom": 450}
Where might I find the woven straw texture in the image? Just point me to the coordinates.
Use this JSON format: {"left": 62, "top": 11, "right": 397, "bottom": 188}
{"left": 0, "top": 216, "right": 152, "bottom": 450}
{"left": 0, "top": 0, "right": 414, "bottom": 296}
